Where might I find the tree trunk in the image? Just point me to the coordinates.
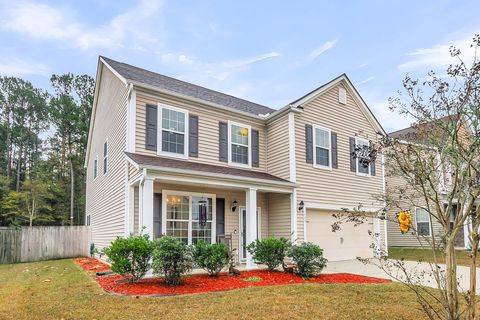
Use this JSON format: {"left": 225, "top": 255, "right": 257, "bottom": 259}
{"left": 70, "top": 158, "right": 74, "bottom": 226}
{"left": 16, "top": 142, "right": 22, "bottom": 192}
{"left": 467, "top": 218, "right": 479, "bottom": 320}
{"left": 445, "top": 239, "right": 460, "bottom": 320}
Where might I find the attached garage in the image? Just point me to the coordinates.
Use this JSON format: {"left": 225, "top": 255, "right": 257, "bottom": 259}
{"left": 306, "top": 209, "right": 374, "bottom": 261}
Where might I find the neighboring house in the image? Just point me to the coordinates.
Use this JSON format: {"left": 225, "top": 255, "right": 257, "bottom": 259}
{"left": 386, "top": 122, "right": 471, "bottom": 249}
{"left": 85, "top": 56, "right": 387, "bottom": 266}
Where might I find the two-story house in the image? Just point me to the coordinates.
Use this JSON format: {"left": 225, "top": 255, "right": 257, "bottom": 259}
{"left": 85, "top": 56, "right": 387, "bottom": 267}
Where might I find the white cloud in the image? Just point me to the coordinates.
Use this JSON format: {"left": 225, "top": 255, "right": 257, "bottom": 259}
{"left": 0, "top": 0, "right": 165, "bottom": 51}
{"left": 398, "top": 32, "right": 478, "bottom": 71}
{"left": 307, "top": 39, "right": 338, "bottom": 61}
{"left": 0, "top": 56, "right": 49, "bottom": 76}
{"left": 356, "top": 76, "right": 375, "bottom": 86}
{"left": 370, "top": 101, "right": 414, "bottom": 132}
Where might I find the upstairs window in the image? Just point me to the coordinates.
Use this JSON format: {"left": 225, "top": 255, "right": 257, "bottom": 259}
{"left": 103, "top": 140, "right": 108, "bottom": 174}
{"left": 355, "top": 137, "right": 370, "bottom": 176}
{"left": 160, "top": 106, "right": 188, "bottom": 158}
{"left": 228, "top": 122, "right": 250, "bottom": 167}
{"left": 415, "top": 208, "right": 431, "bottom": 236}
{"left": 93, "top": 156, "right": 98, "bottom": 179}
{"left": 313, "top": 125, "right": 331, "bottom": 168}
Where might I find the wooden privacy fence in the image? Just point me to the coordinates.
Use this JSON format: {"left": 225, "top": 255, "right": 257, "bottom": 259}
{"left": 0, "top": 226, "right": 91, "bottom": 264}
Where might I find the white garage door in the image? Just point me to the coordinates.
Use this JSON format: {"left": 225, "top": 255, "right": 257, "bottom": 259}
{"left": 306, "top": 209, "right": 374, "bottom": 261}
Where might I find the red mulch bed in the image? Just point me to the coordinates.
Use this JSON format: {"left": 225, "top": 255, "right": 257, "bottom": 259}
{"left": 74, "top": 258, "right": 390, "bottom": 296}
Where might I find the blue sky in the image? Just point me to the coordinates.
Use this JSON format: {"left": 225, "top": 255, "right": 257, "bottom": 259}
{"left": 0, "top": 0, "right": 478, "bottom": 132}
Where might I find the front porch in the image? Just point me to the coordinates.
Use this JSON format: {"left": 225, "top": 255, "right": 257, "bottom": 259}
{"left": 126, "top": 164, "right": 296, "bottom": 268}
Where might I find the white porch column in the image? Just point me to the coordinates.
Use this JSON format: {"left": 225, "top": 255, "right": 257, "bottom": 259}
{"left": 124, "top": 185, "right": 135, "bottom": 236}
{"left": 141, "top": 177, "right": 155, "bottom": 240}
{"left": 245, "top": 187, "right": 258, "bottom": 269}
{"left": 290, "top": 190, "right": 298, "bottom": 243}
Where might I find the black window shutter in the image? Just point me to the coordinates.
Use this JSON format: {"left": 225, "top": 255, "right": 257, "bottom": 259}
{"left": 305, "top": 124, "right": 313, "bottom": 164}
{"left": 219, "top": 122, "right": 228, "bottom": 162}
{"left": 349, "top": 137, "right": 356, "bottom": 172}
{"left": 331, "top": 132, "right": 338, "bottom": 169}
{"left": 189, "top": 115, "right": 199, "bottom": 157}
{"left": 252, "top": 129, "right": 259, "bottom": 167}
{"left": 145, "top": 104, "right": 157, "bottom": 151}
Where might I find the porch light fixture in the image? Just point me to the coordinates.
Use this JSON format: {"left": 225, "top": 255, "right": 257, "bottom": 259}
{"left": 231, "top": 200, "right": 238, "bottom": 212}
{"left": 298, "top": 200, "right": 304, "bottom": 211}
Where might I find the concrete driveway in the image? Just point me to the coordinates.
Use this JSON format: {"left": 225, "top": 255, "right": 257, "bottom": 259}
{"left": 324, "top": 259, "right": 480, "bottom": 294}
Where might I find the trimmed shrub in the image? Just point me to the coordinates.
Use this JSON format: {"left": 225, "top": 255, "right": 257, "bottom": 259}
{"left": 103, "top": 233, "right": 153, "bottom": 283}
{"left": 152, "top": 236, "right": 193, "bottom": 285}
{"left": 191, "top": 241, "right": 230, "bottom": 276}
{"left": 288, "top": 242, "right": 327, "bottom": 278}
{"left": 246, "top": 236, "right": 291, "bottom": 271}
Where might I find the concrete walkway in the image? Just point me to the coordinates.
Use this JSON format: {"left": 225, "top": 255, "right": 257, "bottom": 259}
{"left": 324, "top": 259, "right": 480, "bottom": 294}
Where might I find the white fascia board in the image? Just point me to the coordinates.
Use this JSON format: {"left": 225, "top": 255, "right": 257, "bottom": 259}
{"left": 142, "top": 167, "right": 296, "bottom": 193}
{"left": 304, "top": 202, "right": 383, "bottom": 213}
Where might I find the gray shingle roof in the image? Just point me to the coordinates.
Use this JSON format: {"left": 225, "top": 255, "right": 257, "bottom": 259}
{"left": 101, "top": 56, "right": 275, "bottom": 116}
{"left": 125, "top": 152, "right": 291, "bottom": 184}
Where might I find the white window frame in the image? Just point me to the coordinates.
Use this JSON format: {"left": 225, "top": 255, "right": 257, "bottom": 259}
{"left": 312, "top": 124, "right": 332, "bottom": 170}
{"left": 86, "top": 214, "right": 91, "bottom": 226}
{"left": 415, "top": 207, "right": 431, "bottom": 237}
{"left": 158, "top": 104, "right": 189, "bottom": 159}
{"left": 93, "top": 155, "right": 98, "bottom": 179}
{"left": 239, "top": 206, "right": 261, "bottom": 261}
{"left": 355, "top": 137, "right": 371, "bottom": 177}
{"left": 161, "top": 190, "right": 216, "bottom": 245}
{"left": 227, "top": 120, "right": 251, "bottom": 168}
{"left": 103, "top": 139, "right": 108, "bottom": 175}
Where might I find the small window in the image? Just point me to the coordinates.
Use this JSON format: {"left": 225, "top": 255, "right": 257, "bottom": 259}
{"left": 415, "top": 208, "right": 430, "bottom": 236}
{"left": 355, "top": 138, "right": 370, "bottom": 176}
{"left": 339, "top": 88, "right": 347, "bottom": 104}
{"left": 313, "top": 125, "right": 331, "bottom": 169}
{"left": 160, "top": 106, "right": 188, "bottom": 158}
{"left": 86, "top": 215, "right": 91, "bottom": 226}
{"left": 93, "top": 156, "right": 98, "bottom": 179}
{"left": 103, "top": 140, "right": 108, "bottom": 174}
{"left": 228, "top": 122, "right": 250, "bottom": 167}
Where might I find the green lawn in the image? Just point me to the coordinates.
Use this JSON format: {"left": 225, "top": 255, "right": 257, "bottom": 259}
{"left": 388, "top": 247, "right": 473, "bottom": 267}
{"left": 0, "top": 259, "right": 432, "bottom": 320}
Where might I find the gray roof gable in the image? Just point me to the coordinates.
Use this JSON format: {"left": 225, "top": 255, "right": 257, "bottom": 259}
{"left": 101, "top": 56, "right": 275, "bottom": 116}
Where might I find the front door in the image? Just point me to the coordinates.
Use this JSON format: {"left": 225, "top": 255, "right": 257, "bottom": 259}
{"left": 239, "top": 207, "right": 261, "bottom": 261}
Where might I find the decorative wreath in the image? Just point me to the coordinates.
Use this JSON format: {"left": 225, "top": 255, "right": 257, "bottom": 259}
{"left": 396, "top": 210, "right": 413, "bottom": 234}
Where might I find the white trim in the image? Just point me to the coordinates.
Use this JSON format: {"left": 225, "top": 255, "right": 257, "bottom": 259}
{"left": 304, "top": 202, "right": 382, "bottom": 213}
{"left": 141, "top": 177, "right": 155, "bottom": 239}
{"left": 415, "top": 207, "right": 431, "bottom": 237}
{"left": 157, "top": 103, "right": 189, "bottom": 160}
{"left": 227, "top": 120, "right": 252, "bottom": 168}
{"left": 291, "top": 190, "right": 298, "bottom": 243}
{"left": 355, "top": 137, "right": 370, "bottom": 177}
{"left": 303, "top": 208, "right": 308, "bottom": 242}
{"left": 127, "top": 86, "right": 136, "bottom": 153}
{"left": 312, "top": 124, "right": 332, "bottom": 170}
{"left": 239, "top": 206, "right": 262, "bottom": 262}
{"left": 245, "top": 188, "right": 258, "bottom": 269}
{"left": 288, "top": 112, "right": 297, "bottom": 182}
{"left": 100, "top": 57, "right": 128, "bottom": 85}
{"left": 162, "top": 190, "right": 217, "bottom": 245}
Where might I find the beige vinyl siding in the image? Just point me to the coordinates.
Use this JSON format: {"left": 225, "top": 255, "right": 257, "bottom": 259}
{"left": 295, "top": 83, "right": 383, "bottom": 207}
{"left": 152, "top": 183, "right": 270, "bottom": 254}
{"left": 133, "top": 186, "right": 139, "bottom": 235}
{"left": 135, "top": 91, "right": 268, "bottom": 172}
{"left": 267, "top": 193, "right": 291, "bottom": 239}
{"left": 386, "top": 173, "right": 443, "bottom": 247}
{"left": 85, "top": 65, "right": 128, "bottom": 249}
{"left": 297, "top": 208, "right": 305, "bottom": 242}
{"left": 266, "top": 113, "right": 290, "bottom": 180}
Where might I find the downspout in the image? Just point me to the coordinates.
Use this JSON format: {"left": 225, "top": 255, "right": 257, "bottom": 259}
{"left": 382, "top": 153, "right": 388, "bottom": 255}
